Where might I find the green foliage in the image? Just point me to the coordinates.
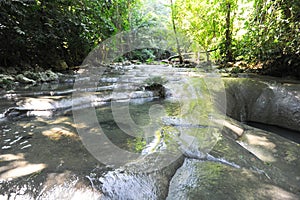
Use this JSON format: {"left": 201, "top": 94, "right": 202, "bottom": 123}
{"left": 119, "top": 48, "right": 170, "bottom": 63}
{"left": 129, "top": 0, "right": 170, "bottom": 29}
{"left": 1, "top": 0, "right": 299, "bottom": 74}
{"left": 0, "top": 0, "right": 140, "bottom": 69}
{"left": 225, "top": 0, "right": 300, "bottom": 77}
{"left": 127, "top": 136, "right": 146, "bottom": 153}
{"left": 238, "top": 0, "right": 300, "bottom": 62}
{"left": 170, "top": 0, "right": 299, "bottom": 74}
{"left": 174, "top": 0, "right": 223, "bottom": 51}
{"left": 127, "top": 49, "right": 155, "bottom": 62}
{"left": 171, "top": 0, "right": 240, "bottom": 62}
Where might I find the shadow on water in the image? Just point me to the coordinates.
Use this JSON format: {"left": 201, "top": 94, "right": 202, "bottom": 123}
{"left": 0, "top": 66, "right": 166, "bottom": 198}
{"left": 0, "top": 114, "right": 107, "bottom": 199}
{"left": 0, "top": 98, "right": 183, "bottom": 199}
{"left": 1, "top": 66, "right": 300, "bottom": 199}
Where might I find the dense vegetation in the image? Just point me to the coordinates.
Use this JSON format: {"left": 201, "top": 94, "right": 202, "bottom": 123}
{"left": 173, "top": 0, "right": 300, "bottom": 76}
{"left": 0, "top": 0, "right": 299, "bottom": 77}
{"left": 0, "top": 0, "right": 139, "bottom": 69}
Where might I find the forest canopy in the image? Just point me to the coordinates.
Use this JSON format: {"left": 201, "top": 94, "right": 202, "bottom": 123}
{"left": 173, "top": 0, "right": 300, "bottom": 75}
{"left": 0, "top": 0, "right": 299, "bottom": 76}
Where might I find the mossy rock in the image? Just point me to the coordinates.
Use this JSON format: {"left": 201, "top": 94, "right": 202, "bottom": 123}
{"left": 15, "top": 74, "right": 36, "bottom": 84}
{"left": 144, "top": 76, "right": 168, "bottom": 86}
{"left": 0, "top": 74, "right": 16, "bottom": 88}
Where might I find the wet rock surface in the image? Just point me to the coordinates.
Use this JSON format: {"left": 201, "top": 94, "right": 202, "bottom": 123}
{"left": 100, "top": 153, "right": 184, "bottom": 200}
{"left": 224, "top": 77, "right": 300, "bottom": 131}
{"left": 0, "top": 65, "right": 299, "bottom": 199}
{"left": 0, "top": 69, "right": 64, "bottom": 89}
{"left": 167, "top": 159, "right": 299, "bottom": 200}
{"left": 167, "top": 115, "right": 300, "bottom": 199}
{"left": 0, "top": 117, "right": 106, "bottom": 199}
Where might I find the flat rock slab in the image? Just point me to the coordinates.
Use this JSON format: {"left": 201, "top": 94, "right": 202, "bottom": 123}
{"left": 167, "top": 159, "right": 300, "bottom": 200}
{"left": 167, "top": 117, "right": 300, "bottom": 200}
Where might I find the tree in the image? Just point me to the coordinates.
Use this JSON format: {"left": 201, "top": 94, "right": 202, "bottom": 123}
{"left": 238, "top": 0, "right": 300, "bottom": 76}
{"left": 224, "top": 1, "right": 233, "bottom": 62}
{"left": 0, "top": 0, "right": 140, "bottom": 69}
{"left": 174, "top": 0, "right": 236, "bottom": 62}
{"left": 170, "top": 0, "right": 183, "bottom": 64}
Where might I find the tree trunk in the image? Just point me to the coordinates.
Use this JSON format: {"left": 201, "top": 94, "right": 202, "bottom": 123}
{"left": 225, "top": 2, "right": 233, "bottom": 62}
{"left": 206, "top": 51, "right": 210, "bottom": 63}
{"left": 170, "top": 0, "right": 183, "bottom": 64}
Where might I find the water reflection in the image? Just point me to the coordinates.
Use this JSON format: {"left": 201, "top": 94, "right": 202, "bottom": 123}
{"left": 1, "top": 65, "right": 299, "bottom": 198}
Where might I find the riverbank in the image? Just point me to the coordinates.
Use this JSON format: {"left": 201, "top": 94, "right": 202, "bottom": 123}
{"left": 0, "top": 62, "right": 134, "bottom": 90}
{"left": 1, "top": 60, "right": 299, "bottom": 90}
{"left": 218, "top": 60, "right": 300, "bottom": 80}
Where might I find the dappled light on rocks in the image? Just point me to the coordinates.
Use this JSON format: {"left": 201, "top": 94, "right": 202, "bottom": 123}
{"left": 0, "top": 160, "right": 47, "bottom": 181}
{"left": 42, "top": 127, "right": 78, "bottom": 141}
{"left": 0, "top": 65, "right": 299, "bottom": 198}
{"left": 1, "top": 0, "right": 300, "bottom": 198}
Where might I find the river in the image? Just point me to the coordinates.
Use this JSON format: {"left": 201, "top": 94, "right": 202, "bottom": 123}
{"left": 0, "top": 65, "right": 299, "bottom": 199}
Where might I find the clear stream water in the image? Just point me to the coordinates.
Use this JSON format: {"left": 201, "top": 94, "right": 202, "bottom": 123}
{"left": 0, "top": 65, "right": 299, "bottom": 199}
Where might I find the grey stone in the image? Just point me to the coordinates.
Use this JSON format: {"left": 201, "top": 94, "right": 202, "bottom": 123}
{"left": 224, "top": 78, "right": 300, "bottom": 131}
{"left": 38, "top": 70, "right": 59, "bottom": 82}
{"left": 15, "top": 74, "right": 36, "bottom": 84}
{"left": 167, "top": 159, "right": 299, "bottom": 200}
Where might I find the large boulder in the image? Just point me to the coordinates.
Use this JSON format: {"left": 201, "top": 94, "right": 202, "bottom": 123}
{"left": 224, "top": 78, "right": 300, "bottom": 131}
{"left": 167, "top": 159, "right": 299, "bottom": 200}
{"left": 167, "top": 122, "right": 300, "bottom": 199}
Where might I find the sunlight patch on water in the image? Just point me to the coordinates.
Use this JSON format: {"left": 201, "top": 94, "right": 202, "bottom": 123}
{"left": 0, "top": 161, "right": 47, "bottom": 181}
{"left": 0, "top": 154, "right": 25, "bottom": 162}
{"left": 42, "top": 127, "right": 78, "bottom": 141}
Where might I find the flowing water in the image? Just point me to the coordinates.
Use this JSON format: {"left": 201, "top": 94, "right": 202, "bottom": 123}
{"left": 0, "top": 65, "right": 299, "bottom": 199}
{"left": 0, "top": 65, "right": 216, "bottom": 199}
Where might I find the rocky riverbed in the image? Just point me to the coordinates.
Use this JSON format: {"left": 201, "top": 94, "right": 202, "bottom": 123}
{"left": 0, "top": 65, "right": 299, "bottom": 199}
